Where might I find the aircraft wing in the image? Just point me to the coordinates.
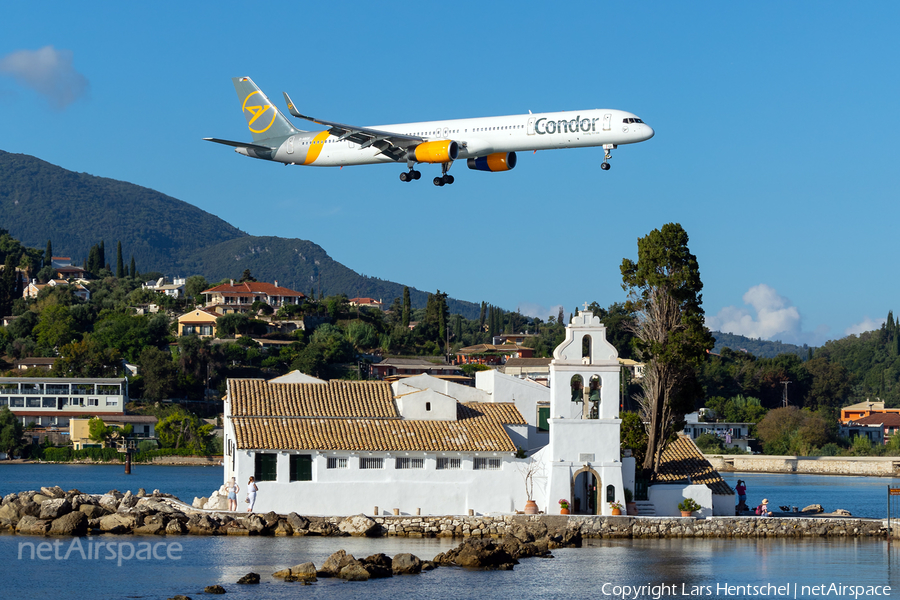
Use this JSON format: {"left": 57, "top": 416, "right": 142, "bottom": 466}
{"left": 283, "top": 92, "right": 423, "bottom": 161}
{"left": 203, "top": 138, "right": 275, "bottom": 151}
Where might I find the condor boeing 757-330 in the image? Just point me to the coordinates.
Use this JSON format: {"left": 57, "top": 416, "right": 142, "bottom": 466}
{"left": 205, "top": 77, "right": 654, "bottom": 186}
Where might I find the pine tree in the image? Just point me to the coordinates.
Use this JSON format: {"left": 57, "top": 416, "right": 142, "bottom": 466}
{"left": 116, "top": 241, "right": 124, "bottom": 279}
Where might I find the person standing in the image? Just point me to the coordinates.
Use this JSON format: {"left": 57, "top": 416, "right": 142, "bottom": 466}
{"left": 735, "top": 479, "right": 747, "bottom": 510}
{"left": 226, "top": 477, "right": 239, "bottom": 512}
{"left": 246, "top": 476, "right": 258, "bottom": 513}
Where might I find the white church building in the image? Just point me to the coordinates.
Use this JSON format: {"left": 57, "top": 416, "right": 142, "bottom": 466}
{"left": 222, "top": 311, "right": 667, "bottom": 516}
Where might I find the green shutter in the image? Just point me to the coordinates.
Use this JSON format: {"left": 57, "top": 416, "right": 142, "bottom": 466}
{"left": 290, "top": 454, "right": 312, "bottom": 481}
{"left": 537, "top": 406, "right": 550, "bottom": 432}
{"left": 255, "top": 453, "right": 277, "bottom": 481}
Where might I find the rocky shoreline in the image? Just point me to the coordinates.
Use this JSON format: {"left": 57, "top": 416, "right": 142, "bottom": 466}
{"left": 0, "top": 485, "right": 891, "bottom": 540}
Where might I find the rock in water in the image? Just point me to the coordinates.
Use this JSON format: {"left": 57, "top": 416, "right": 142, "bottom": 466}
{"left": 392, "top": 553, "right": 422, "bottom": 575}
{"left": 204, "top": 585, "right": 226, "bottom": 594}
{"left": 237, "top": 572, "right": 260, "bottom": 584}
{"left": 49, "top": 511, "right": 88, "bottom": 536}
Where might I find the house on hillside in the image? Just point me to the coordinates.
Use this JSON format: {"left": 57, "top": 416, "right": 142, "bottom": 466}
{"left": 370, "top": 357, "right": 463, "bottom": 381}
{"left": 202, "top": 280, "right": 304, "bottom": 314}
{"left": 348, "top": 297, "right": 383, "bottom": 311}
{"left": 177, "top": 308, "right": 218, "bottom": 337}
{"left": 840, "top": 413, "right": 900, "bottom": 445}
{"left": 455, "top": 343, "right": 534, "bottom": 365}
{"left": 23, "top": 279, "right": 90, "bottom": 301}
{"left": 143, "top": 276, "right": 186, "bottom": 298}
{"left": 840, "top": 400, "right": 900, "bottom": 425}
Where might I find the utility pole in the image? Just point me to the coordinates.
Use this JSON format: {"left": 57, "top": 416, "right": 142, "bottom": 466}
{"left": 781, "top": 381, "right": 791, "bottom": 408}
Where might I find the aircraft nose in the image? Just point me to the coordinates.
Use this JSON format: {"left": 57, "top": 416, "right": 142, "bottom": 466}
{"left": 643, "top": 124, "right": 655, "bottom": 140}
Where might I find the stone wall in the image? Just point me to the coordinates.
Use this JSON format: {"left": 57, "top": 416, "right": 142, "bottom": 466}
{"left": 369, "top": 514, "right": 887, "bottom": 539}
{"left": 149, "top": 455, "right": 223, "bottom": 466}
{"left": 707, "top": 455, "right": 900, "bottom": 477}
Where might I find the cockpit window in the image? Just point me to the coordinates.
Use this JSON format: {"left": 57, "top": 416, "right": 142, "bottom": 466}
{"left": 623, "top": 118, "right": 644, "bottom": 124}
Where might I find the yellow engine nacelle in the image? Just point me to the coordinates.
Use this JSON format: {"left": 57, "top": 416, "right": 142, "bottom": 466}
{"left": 411, "top": 140, "right": 459, "bottom": 163}
{"left": 466, "top": 152, "right": 517, "bottom": 172}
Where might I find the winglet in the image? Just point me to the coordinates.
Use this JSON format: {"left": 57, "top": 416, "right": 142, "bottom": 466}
{"left": 282, "top": 92, "right": 304, "bottom": 119}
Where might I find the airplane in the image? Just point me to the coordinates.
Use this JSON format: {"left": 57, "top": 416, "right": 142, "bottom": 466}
{"left": 205, "top": 77, "right": 654, "bottom": 187}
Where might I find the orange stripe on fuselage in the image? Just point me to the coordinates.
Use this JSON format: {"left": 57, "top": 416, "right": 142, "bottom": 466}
{"left": 303, "top": 131, "right": 331, "bottom": 165}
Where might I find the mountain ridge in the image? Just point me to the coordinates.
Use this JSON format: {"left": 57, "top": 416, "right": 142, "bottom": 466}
{"left": 0, "top": 149, "right": 480, "bottom": 318}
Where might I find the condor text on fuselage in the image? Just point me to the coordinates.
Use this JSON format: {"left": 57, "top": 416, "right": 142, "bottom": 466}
{"left": 206, "top": 77, "right": 655, "bottom": 186}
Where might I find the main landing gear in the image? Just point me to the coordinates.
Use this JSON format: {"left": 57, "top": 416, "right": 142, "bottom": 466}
{"left": 399, "top": 169, "right": 421, "bottom": 182}
{"left": 433, "top": 161, "right": 455, "bottom": 186}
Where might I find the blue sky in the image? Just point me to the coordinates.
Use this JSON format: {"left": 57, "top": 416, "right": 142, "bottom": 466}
{"left": 1, "top": 2, "right": 897, "bottom": 347}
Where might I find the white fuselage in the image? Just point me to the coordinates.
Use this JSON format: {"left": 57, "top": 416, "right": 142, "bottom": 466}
{"left": 269, "top": 108, "right": 653, "bottom": 167}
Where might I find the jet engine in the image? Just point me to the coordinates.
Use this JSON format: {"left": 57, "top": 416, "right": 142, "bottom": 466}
{"left": 410, "top": 140, "right": 459, "bottom": 164}
{"left": 466, "top": 152, "right": 517, "bottom": 172}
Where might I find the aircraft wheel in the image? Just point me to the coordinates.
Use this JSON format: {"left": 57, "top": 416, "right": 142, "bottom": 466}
{"left": 400, "top": 172, "right": 410, "bottom": 182}
{"left": 445, "top": 175, "right": 454, "bottom": 185}
{"left": 601, "top": 162, "right": 611, "bottom": 171}
{"left": 412, "top": 170, "right": 421, "bottom": 180}
{"left": 433, "top": 177, "right": 444, "bottom": 187}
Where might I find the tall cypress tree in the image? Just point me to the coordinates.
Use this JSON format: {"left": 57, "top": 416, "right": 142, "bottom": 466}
{"left": 401, "top": 286, "right": 411, "bottom": 328}
{"left": 130, "top": 256, "right": 136, "bottom": 279}
{"left": 44, "top": 240, "right": 52, "bottom": 268}
{"left": 116, "top": 241, "right": 125, "bottom": 279}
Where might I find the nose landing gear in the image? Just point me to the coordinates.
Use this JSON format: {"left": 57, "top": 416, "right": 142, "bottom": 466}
{"left": 601, "top": 143, "right": 616, "bottom": 171}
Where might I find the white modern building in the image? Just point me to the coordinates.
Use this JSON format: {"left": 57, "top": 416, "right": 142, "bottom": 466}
{"left": 0, "top": 377, "right": 127, "bottom": 427}
{"left": 221, "top": 311, "right": 644, "bottom": 516}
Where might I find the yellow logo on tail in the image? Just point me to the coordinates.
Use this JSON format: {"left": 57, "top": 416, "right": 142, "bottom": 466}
{"left": 242, "top": 90, "right": 277, "bottom": 134}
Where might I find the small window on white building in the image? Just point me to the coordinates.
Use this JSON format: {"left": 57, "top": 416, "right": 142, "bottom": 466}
{"left": 106, "top": 398, "right": 117, "bottom": 406}
{"left": 395, "top": 457, "right": 424, "bottom": 469}
{"left": 327, "top": 457, "right": 348, "bottom": 469}
{"left": 360, "top": 457, "right": 384, "bottom": 469}
{"left": 436, "top": 457, "right": 461, "bottom": 470}
{"left": 87, "top": 398, "right": 99, "bottom": 406}
{"left": 473, "top": 458, "right": 501, "bottom": 470}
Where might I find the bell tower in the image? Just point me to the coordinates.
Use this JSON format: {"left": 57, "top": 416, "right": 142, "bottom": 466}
{"left": 542, "top": 309, "right": 625, "bottom": 515}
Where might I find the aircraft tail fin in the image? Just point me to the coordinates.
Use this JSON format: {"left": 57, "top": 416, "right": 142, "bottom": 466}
{"left": 231, "top": 77, "right": 299, "bottom": 142}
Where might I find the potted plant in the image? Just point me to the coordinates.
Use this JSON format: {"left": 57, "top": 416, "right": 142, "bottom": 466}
{"left": 518, "top": 457, "right": 541, "bottom": 514}
{"left": 678, "top": 498, "right": 701, "bottom": 517}
{"left": 609, "top": 501, "right": 624, "bottom": 516}
{"left": 559, "top": 499, "right": 570, "bottom": 515}
{"left": 624, "top": 488, "right": 638, "bottom": 515}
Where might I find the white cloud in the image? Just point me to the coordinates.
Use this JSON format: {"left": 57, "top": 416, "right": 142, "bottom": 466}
{"left": 0, "top": 46, "right": 89, "bottom": 110}
{"left": 516, "top": 302, "right": 564, "bottom": 322}
{"left": 705, "top": 284, "right": 809, "bottom": 343}
{"left": 844, "top": 317, "right": 884, "bottom": 337}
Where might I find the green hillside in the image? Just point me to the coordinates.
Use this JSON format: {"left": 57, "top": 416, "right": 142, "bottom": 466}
{"left": 0, "top": 150, "right": 479, "bottom": 318}
{"left": 711, "top": 331, "right": 811, "bottom": 359}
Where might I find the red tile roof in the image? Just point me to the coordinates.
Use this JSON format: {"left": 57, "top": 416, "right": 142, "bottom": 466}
{"left": 203, "top": 282, "right": 305, "bottom": 297}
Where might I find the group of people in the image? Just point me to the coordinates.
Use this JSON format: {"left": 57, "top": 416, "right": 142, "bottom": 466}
{"left": 224, "top": 476, "right": 258, "bottom": 512}
{"left": 735, "top": 479, "right": 773, "bottom": 516}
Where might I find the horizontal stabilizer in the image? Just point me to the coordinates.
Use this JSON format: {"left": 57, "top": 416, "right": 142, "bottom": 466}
{"left": 203, "top": 138, "right": 274, "bottom": 151}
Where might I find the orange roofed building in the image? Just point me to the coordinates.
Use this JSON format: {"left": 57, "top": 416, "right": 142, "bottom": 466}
{"left": 839, "top": 400, "right": 900, "bottom": 425}
{"left": 202, "top": 280, "right": 305, "bottom": 315}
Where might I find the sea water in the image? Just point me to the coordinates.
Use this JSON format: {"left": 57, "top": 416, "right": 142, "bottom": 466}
{"left": 3, "top": 464, "right": 900, "bottom": 598}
